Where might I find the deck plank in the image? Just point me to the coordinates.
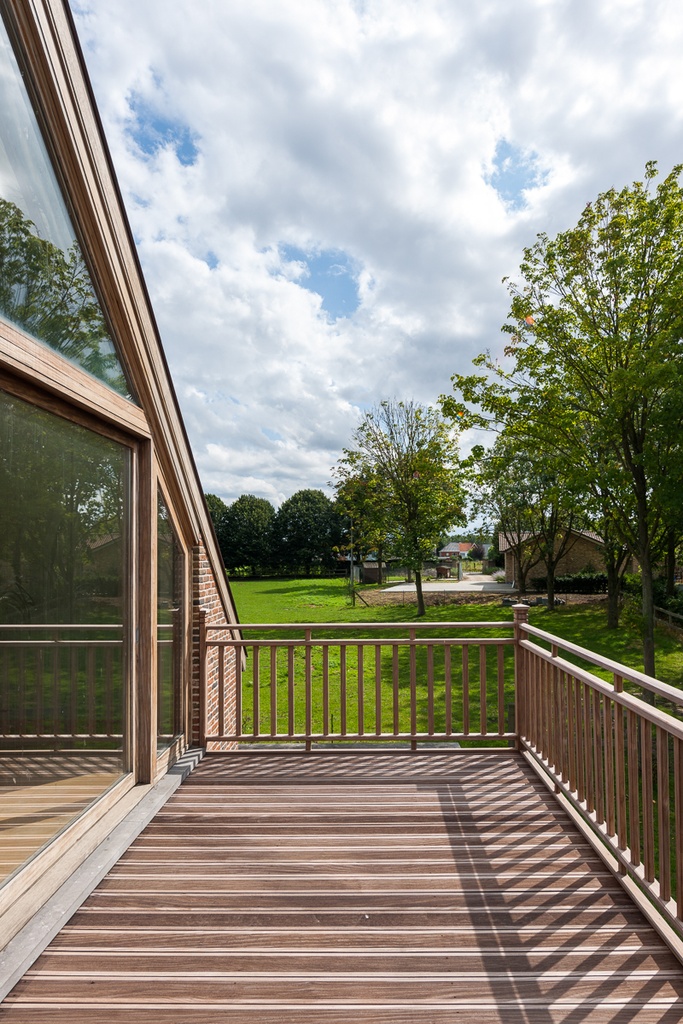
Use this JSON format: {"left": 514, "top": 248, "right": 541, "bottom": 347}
{"left": 2, "top": 749, "right": 683, "bottom": 1022}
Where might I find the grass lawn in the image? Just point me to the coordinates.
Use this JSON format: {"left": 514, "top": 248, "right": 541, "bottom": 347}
{"left": 226, "top": 578, "right": 683, "bottom": 739}
{"left": 229, "top": 576, "right": 683, "bottom": 684}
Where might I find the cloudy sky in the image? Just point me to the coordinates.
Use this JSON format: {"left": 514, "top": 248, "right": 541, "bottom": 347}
{"left": 70, "top": 0, "right": 683, "bottom": 508}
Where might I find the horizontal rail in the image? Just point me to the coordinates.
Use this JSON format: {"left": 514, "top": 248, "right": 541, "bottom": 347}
{"left": 0, "top": 624, "right": 123, "bottom": 631}
{"left": 521, "top": 621, "right": 683, "bottom": 705}
{"left": 209, "top": 637, "right": 514, "bottom": 648}
{"left": 207, "top": 621, "right": 514, "bottom": 632}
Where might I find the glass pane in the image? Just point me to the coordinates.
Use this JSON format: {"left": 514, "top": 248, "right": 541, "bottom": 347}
{"left": 157, "top": 492, "right": 184, "bottom": 751}
{"left": 0, "top": 388, "right": 129, "bottom": 887}
{"left": 0, "top": 14, "right": 134, "bottom": 399}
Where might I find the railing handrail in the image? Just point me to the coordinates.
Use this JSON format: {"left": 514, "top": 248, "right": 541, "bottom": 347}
{"left": 520, "top": 621, "right": 683, "bottom": 706}
{"left": 209, "top": 636, "right": 513, "bottom": 648}
{"left": 0, "top": 623, "right": 123, "bottom": 630}
{"left": 519, "top": 639, "right": 683, "bottom": 741}
{"left": 207, "top": 620, "right": 515, "bottom": 632}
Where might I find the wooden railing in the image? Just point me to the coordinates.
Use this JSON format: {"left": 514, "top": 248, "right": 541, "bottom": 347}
{"left": 515, "top": 604, "right": 683, "bottom": 943}
{"left": 202, "top": 621, "right": 516, "bottom": 747}
{"left": 0, "top": 624, "right": 124, "bottom": 743}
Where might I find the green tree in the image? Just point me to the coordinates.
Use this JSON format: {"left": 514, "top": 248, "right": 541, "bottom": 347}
{"left": 223, "top": 495, "right": 276, "bottom": 575}
{"left": 204, "top": 494, "right": 230, "bottom": 563}
{"left": 271, "top": 490, "right": 343, "bottom": 576}
{"left": 443, "top": 163, "right": 683, "bottom": 675}
{"left": 334, "top": 471, "right": 391, "bottom": 584}
{"left": 337, "top": 400, "right": 466, "bottom": 616}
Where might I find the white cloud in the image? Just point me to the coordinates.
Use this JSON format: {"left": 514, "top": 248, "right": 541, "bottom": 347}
{"left": 70, "top": 0, "right": 683, "bottom": 506}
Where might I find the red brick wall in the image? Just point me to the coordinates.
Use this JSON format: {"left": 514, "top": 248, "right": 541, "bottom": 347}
{"left": 504, "top": 534, "right": 607, "bottom": 585}
{"left": 191, "top": 542, "right": 237, "bottom": 750}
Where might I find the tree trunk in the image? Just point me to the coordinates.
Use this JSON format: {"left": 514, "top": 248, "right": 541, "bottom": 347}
{"left": 547, "top": 572, "right": 555, "bottom": 611}
{"left": 377, "top": 542, "right": 384, "bottom": 585}
{"left": 640, "top": 550, "right": 656, "bottom": 688}
{"left": 415, "top": 569, "right": 426, "bottom": 617}
{"left": 605, "top": 558, "right": 621, "bottom": 629}
{"left": 666, "top": 529, "right": 676, "bottom": 597}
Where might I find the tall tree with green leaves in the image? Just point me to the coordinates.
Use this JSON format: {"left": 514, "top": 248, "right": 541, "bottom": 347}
{"left": 225, "top": 495, "right": 276, "bottom": 575}
{"left": 443, "top": 163, "right": 683, "bottom": 675}
{"left": 336, "top": 400, "right": 466, "bottom": 616}
{"left": 271, "top": 489, "right": 343, "bottom": 576}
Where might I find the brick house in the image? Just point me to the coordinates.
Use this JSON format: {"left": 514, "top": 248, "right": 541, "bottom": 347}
{"left": 499, "top": 529, "right": 609, "bottom": 585}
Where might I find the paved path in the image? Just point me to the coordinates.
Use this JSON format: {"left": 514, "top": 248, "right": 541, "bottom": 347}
{"left": 387, "top": 573, "right": 513, "bottom": 594}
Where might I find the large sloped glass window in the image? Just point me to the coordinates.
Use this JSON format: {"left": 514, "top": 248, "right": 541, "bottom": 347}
{"left": 0, "top": 389, "right": 130, "bottom": 887}
{"left": 0, "top": 14, "right": 134, "bottom": 399}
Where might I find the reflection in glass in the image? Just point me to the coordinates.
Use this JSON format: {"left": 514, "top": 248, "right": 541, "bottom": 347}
{"left": 157, "top": 493, "right": 184, "bottom": 751}
{"left": 0, "top": 14, "right": 133, "bottom": 399}
{"left": 0, "top": 389, "right": 129, "bottom": 886}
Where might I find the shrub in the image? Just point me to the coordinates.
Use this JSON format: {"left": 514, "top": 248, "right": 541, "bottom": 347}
{"left": 530, "top": 572, "right": 608, "bottom": 594}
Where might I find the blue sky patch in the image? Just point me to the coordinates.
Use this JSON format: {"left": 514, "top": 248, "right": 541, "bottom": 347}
{"left": 280, "top": 245, "right": 360, "bottom": 320}
{"left": 488, "top": 140, "right": 547, "bottom": 209}
{"left": 126, "top": 92, "right": 199, "bottom": 166}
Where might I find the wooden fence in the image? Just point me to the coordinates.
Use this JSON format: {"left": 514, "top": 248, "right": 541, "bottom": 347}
{"left": 515, "top": 604, "right": 683, "bottom": 943}
{"left": 203, "top": 621, "right": 517, "bottom": 747}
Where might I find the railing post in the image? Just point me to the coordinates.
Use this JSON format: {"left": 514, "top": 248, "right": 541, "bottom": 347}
{"left": 513, "top": 604, "right": 529, "bottom": 751}
{"left": 198, "top": 608, "right": 207, "bottom": 748}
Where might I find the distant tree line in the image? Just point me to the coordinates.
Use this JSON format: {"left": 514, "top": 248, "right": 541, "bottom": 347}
{"left": 205, "top": 489, "right": 344, "bottom": 577}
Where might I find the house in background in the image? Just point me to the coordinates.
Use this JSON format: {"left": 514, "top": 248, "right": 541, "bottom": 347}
{"left": 0, "top": 0, "right": 238, "bottom": 948}
{"left": 498, "top": 528, "right": 609, "bottom": 585}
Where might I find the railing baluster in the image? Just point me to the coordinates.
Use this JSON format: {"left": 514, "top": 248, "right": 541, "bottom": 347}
{"left": 35, "top": 647, "right": 44, "bottom": 736}
{"left": 497, "top": 645, "right": 505, "bottom": 736}
{"left": 567, "top": 674, "right": 577, "bottom": 792}
{"left": 357, "top": 643, "right": 364, "bottom": 737}
{"left": 270, "top": 645, "right": 278, "bottom": 737}
{"left": 287, "top": 646, "right": 295, "bottom": 738}
{"left": 340, "top": 643, "right": 347, "bottom": 736}
{"left": 105, "top": 647, "right": 114, "bottom": 736}
{"left": 235, "top": 642, "right": 243, "bottom": 739}
{"left": 375, "top": 644, "right": 382, "bottom": 737}
{"left": 575, "top": 675, "right": 585, "bottom": 804}
{"left": 218, "top": 644, "right": 225, "bottom": 738}
{"left": 604, "top": 696, "right": 616, "bottom": 837}
{"left": 627, "top": 709, "right": 641, "bottom": 867}
{"left": 479, "top": 645, "right": 487, "bottom": 736}
{"left": 584, "top": 683, "right": 595, "bottom": 813}
{"left": 675, "top": 737, "right": 683, "bottom": 918}
{"left": 462, "top": 645, "right": 470, "bottom": 736}
{"left": 322, "top": 645, "right": 329, "bottom": 738}
{"left": 305, "top": 630, "right": 312, "bottom": 748}
{"left": 409, "top": 628, "right": 417, "bottom": 744}
{"left": 427, "top": 643, "right": 435, "bottom": 737}
{"left": 593, "top": 689, "right": 605, "bottom": 825}
{"left": 615, "top": 703, "right": 627, "bottom": 857}
{"left": 641, "top": 719, "right": 655, "bottom": 883}
{"left": 445, "top": 643, "right": 452, "bottom": 738}
{"left": 657, "top": 726, "right": 671, "bottom": 902}
{"left": 252, "top": 644, "right": 260, "bottom": 738}
{"left": 392, "top": 644, "right": 399, "bottom": 736}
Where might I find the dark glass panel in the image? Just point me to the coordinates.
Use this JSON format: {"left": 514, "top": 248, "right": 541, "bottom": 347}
{"left": 157, "top": 492, "right": 184, "bottom": 751}
{"left": 0, "top": 14, "right": 134, "bottom": 399}
{"left": 0, "top": 389, "right": 129, "bottom": 886}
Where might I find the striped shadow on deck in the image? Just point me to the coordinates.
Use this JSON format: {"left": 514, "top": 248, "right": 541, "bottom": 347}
{"left": 2, "top": 750, "right": 683, "bottom": 1023}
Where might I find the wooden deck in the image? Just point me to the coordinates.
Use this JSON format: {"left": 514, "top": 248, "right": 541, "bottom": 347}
{"left": 3, "top": 749, "right": 683, "bottom": 1022}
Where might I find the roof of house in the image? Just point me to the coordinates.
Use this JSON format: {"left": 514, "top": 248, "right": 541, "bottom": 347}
{"left": 439, "top": 542, "right": 474, "bottom": 556}
{"left": 498, "top": 529, "right": 604, "bottom": 554}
